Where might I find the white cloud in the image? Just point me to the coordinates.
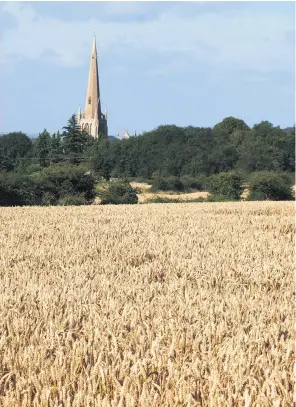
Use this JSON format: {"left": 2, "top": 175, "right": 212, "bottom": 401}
{"left": 100, "top": 2, "right": 157, "bottom": 17}
{"left": 0, "top": 2, "right": 294, "bottom": 76}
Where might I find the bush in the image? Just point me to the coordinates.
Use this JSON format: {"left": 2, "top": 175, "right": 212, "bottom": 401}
{"left": 151, "top": 176, "right": 184, "bottom": 192}
{"left": 24, "top": 163, "right": 42, "bottom": 174}
{"left": 40, "top": 164, "right": 96, "bottom": 203}
{"left": 0, "top": 173, "right": 43, "bottom": 206}
{"left": 180, "top": 174, "right": 208, "bottom": 191}
{"left": 100, "top": 180, "right": 138, "bottom": 205}
{"left": 132, "top": 186, "right": 143, "bottom": 194}
{"left": 144, "top": 196, "right": 181, "bottom": 204}
{"left": 144, "top": 196, "right": 209, "bottom": 204}
{"left": 58, "top": 194, "right": 87, "bottom": 206}
{"left": 0, "top": 164, "right": 96, "bottom": 206}
{"left": 248, "top": 172, "right": 294, "bottom": 201}
{"left": 208, "top": 172, "right": 243, "bottom": 201}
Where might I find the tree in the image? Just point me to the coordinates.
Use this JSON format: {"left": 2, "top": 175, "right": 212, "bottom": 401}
{"left": 151, "top": 176, "right": 184, "bottom": 192}
{"left": 213, "top": 117, "right": 250, "bottom": 135}
{"left": 90, "top": 136, "right": 112, "bottom": 180}
{"left": 33, "top": 129, "right": 52, "bottom": 167}
{"left": 248, "top": 172, "right": 294, "bottom": 201}
{"left": 208, "top": 172, "right": 243, "bottom": 200}
{"left": 1, "top": 118, "right": 294, "bottom": 183}
{"left": 62, "top": 114, "right": 88, "bottom": 163}
{"left": 100, "top": 180, "right": 138, "bottom": 205}
{"left": 0, "top": 132, "right": 33, "bottom": 171}
{"left": 49, "top": 131, "right": 64, "bottom": 164}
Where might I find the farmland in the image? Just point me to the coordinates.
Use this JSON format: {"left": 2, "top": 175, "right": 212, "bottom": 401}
{"left": 0, "top": 202, "right": 294, "bottom": 406}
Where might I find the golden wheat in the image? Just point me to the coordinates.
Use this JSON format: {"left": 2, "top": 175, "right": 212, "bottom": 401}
{"left": 0, "top": 201, "right": 294, "bottom": 407}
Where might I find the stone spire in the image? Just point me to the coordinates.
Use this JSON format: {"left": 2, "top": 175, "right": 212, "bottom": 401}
{"left": 84, "top": 35, "right": 101, "bottom": 120}
{"left": 78, "top": 35, "right": 108, "bottom": 138}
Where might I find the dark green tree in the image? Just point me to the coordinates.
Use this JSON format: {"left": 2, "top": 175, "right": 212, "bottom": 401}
{"left": 213, "top": 116, "right": 250, "bottom": 135}
{"left": 100, "top": 180, "right": 138, "bottom": 205}
{"left": 62, "top": 114, "right": 88, "bottom": 163}
{"left": 248, "top": 172, "right": 294, "bottom": 201}
{"left": 49, "top": 131, "right": 64, "bottom": 164}
{"left": 33, "top": 129, "right": 52, "bottom": 167}
{"left": 0, "top": 132, "right": 33, "bottom": 171}
{"left": 208, "top": 172, "right": 243, "bottom": 200}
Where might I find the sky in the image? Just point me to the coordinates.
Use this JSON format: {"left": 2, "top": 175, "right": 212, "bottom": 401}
{"left": 0, "top": 1, "right": 295, "bottom": 136}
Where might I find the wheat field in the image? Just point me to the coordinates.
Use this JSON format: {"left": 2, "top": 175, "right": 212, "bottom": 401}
{"left": 0, "top": 202, "right": 294, "bottom": 407}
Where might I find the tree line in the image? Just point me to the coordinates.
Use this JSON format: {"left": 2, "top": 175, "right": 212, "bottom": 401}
{"left": 0, "top": 115, "right": 295, "bottom": 177}
{"left": 0, "top": 114, "right": 294, "bottom": 205}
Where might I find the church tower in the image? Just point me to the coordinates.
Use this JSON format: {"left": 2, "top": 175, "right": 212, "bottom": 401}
{"left": 78, "top": 36, "right": 108, "bottom": 138}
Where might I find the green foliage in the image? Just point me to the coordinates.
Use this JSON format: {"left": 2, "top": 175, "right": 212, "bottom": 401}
{"left": 40, "top": 163, "right": 96, "bottom": 203}
{"left": 41, "top": 192, "right": 57, "bottom": 206}
{"left": 24, "top": 163, "right": 43, "bottom": 174}
{"left": 144, "top": 196, "right": 181, "bottom": 204}
{"left": 180, "top": 174, "right": 208, "bottom": 191}
{"left": 248, "top": 172, "right": 294, "bottom": 201}
{"left": 2, "top": 116, "right": 294, "bottom": 180}
{"left": 0, "top": 132, "right": 33, "bottom": 171}
{"left": 208, "top": 172, "right": 243, "bottom": 201}
{"left": 62, "top": 114, "right": 89, "bottom": 163}
{"left": 86, "top": 120, "right": 294, "bottom": 179}
{"left": 100, "top": 180, "right": 138, "bottom": 205}
{"left": 1, "top": 116, "right": 294, "bottom": 206}
{"left": 90, "top": 137, "right": 112, "bottom": 180}
{"left": 143, "top": 196, "right": 208, "bottom": 204}
{"left": 0, "top": 164, "right": 96, "bottom": 206}
{"left": 48, "top": 131, "right": 63, "bottom": 164}
{"left": 151, "top": 176, "right": 184, "bottom": 192}
{"left": 58, "top": 194, "right": 87, "bottom": 206}
{"left": 0, "top": 172, "right": 43, "bottom": 206}
{"left": 213, "top": 117, "right": 250, "bottom": 135}
{"left": 33, "top": 129, "right": 52, "bottom": 167}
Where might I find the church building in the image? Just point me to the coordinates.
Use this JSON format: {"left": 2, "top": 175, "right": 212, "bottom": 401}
{"left": 78, "top": 36, "right": 108, "bottom": 138}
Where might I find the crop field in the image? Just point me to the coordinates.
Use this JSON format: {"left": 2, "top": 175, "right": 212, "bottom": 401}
{"left": 0, "top": 202, "right": 294, "bottom": 407}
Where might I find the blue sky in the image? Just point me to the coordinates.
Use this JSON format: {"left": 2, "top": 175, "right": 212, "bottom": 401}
{"left": 0, "top": 1, "right": 294, "bottom": 136}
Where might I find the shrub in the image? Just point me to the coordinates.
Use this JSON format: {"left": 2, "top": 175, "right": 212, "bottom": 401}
{"left": 248, "top": 172, "right": 294, "bottom": 201}
{"left": 0, "top": 173, "right": 43, "bottom": 206}
{"left": 144, "top": 196, "right": 209, "bottom": 204}
{"left": 100, "top": 180, "right": 138, "bottom": 205}
{"left": 42, "top": 192, "right": 57, "bottom": 206}
{"left": 24, "top": 163, "right": 43, "bottom": 174}
{"left": 180, "top": 174, "right": 208, "bottom": 191}
{"left": 151, "top": 176, "right": 184, "bottom": 192}
{"left": 40, "top": 164, "right": 96, "bottom": 203}
{"left": 144, "top": 196, "right": 181, "bottom": 204}
{"left": 58, "top": 194, "right": 87, "bottom": 206}
{"left": 0, "top": 164, "right": 96, "bottom": 206}
{"left": 132, "top": 186, "right": 143, "bottom": 194}
{"left": 208, "top": 172, "right": 243, "bottom": 201}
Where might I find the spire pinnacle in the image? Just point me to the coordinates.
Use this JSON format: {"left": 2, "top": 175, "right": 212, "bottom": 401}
{"left": 92, "top": 34, "right": 97, "bottom": 56}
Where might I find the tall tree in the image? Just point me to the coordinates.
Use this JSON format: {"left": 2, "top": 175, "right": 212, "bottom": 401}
{"left": 62, "top": 114, "right": 88, "bottom": 163}
{"left": 33, "top": 129, "right": 52, "bottom": 167}
{"left": 49, "top": 131, "right": 64, "bottom": 164}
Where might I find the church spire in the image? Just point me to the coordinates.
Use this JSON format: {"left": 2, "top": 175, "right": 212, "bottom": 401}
{"left": 78, "top": 35, "right": 108, "bottom": 138}
{"left": 84, "top": 35, "right": 101, "bottom": 120}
